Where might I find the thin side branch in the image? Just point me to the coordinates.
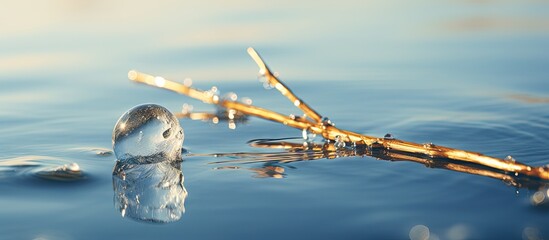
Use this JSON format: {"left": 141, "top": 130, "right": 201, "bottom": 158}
{"left": 247, "top": 48, "right": 323, "bottom": 123}
{"left": 128, "top": 48, "right": 549, "bottom": 180}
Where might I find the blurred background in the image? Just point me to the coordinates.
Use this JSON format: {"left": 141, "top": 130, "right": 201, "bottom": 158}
{"left": 2, "top": 0, "right": 548, "bottom": 82}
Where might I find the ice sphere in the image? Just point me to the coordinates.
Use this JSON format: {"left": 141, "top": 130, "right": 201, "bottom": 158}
{"left": 113, "top": 104, "right": 184, "bottom": 164}
{"left": 113, "top": 160, "right": 187, "bottom": 223}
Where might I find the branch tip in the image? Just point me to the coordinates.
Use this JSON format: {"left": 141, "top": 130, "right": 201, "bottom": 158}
{"left": 128, "top": 70, "right": 138, "bottom": 81}
{"left": 247, "top": 47, "right": 268, "bottom": 72}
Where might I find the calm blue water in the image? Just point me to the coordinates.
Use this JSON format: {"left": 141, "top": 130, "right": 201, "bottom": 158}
{"left": 1, "top": 1, "right": 549, "bottom": 239}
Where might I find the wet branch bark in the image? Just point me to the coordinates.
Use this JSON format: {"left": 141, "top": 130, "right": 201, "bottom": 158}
{"left": 128, "top": 48, "right": 549, "bottom": 180}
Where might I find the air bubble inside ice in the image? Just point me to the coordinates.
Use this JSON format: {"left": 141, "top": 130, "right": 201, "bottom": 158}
{"left": 113, "top": 104, "right": 184, "bottom": 164}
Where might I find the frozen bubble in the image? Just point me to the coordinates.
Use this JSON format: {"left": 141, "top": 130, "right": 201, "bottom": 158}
{"left": 113, "top": 104, "right": 184, "bottom": 164}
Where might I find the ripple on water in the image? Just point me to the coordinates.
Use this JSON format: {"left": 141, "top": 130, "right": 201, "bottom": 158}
{"left": 391, "top": 114, "right": 549, "bottom": 165}
{"left": 67, "top": 147, "right": 113, "bottom": 157}
{"left": 0, "top": 155, "right": 86, "bottom": 182}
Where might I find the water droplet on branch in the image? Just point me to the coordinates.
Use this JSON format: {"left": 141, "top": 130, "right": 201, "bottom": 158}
{"left": 241, "top": 97, "right": 253, "bottom": 105}
{"left": 154, "top": 76, "right": 166, "bottom": 87}
{"left": 223, "top": 92, "right": 238, "bottom": 101}
{"left": 183, "top": 78, "right": 193, "bottom": 87}
{"left": 322, "top": 117, "right": 335, "bottom": 127}
{"left": 302, "top": 129, "right": 316, "bottom": 142}
{"left": 334, "top": 135, "right": 346, "bottom": 149}
{"left": 383, "top": 133, "right": 395, "bottom": 140}
{"left": 423, "top": 143, "right": 435, "bottom": 148}
{"left": 181, "top": 103, "right": 193, "bottom": 114}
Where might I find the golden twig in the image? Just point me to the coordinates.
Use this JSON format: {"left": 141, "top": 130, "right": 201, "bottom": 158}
{"left": 247, "top": 47, "right": 323, "bottom": 123}
{"left": 128, "top": 48, "right": 549, "bottom": 180}
{"left": 207, "top": 139, "right": 531, "bottom": 188}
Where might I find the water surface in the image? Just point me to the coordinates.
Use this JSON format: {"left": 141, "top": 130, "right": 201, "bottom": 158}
{"left": 1, "top": 1, "right": 549, "bottom": 239}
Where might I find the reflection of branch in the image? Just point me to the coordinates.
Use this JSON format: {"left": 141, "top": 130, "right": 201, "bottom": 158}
{"left": 128, "top": 48, "right": 549, "bottom": 180}
{"left": 175, "top": 109, "right": 249, "bottom": 130}
{"left": 214, "top": 165, "right": 286, "bottom": 179}
{"left": 205, "top": 139, "right": 549, "bottom": 190}
{"left": 175, "top": 108, "right": 248, "bottom": 122}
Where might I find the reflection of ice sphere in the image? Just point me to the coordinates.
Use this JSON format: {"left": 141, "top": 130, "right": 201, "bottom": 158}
{"left": 113, "top": 104, "right": 184, "bottom": 164}
{"left": 113, "top": 161, "right": 187, "bottom": 223}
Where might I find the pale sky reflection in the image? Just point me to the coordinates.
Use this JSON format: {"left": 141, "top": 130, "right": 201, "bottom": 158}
{"left": 0, "top": 0, "right": 547, "bottom": 83}
{"left": 0, "top": 52, "right": 88, "bottom": 76}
